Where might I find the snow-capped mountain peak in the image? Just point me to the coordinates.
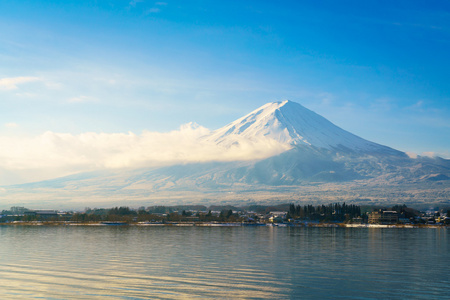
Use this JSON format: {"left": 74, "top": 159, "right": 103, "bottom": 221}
{"left": 208, "top": 100, "right": 403, "bottom": 155}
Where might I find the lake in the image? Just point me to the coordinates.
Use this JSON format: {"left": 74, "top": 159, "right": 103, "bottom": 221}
{"left": 0, "top": 225, "right": 448, "bottom": 299}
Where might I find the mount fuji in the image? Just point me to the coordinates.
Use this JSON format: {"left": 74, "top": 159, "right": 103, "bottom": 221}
{"left": 2, "top": 100, "right": 449, "bottom": 208}
{"left": 208, "top": 100, "right": 403, "bottom": 155}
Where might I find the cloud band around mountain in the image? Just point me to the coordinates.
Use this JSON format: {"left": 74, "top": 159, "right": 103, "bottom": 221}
{"left": 0, "top": 122, "right": 290, "bottom": 184}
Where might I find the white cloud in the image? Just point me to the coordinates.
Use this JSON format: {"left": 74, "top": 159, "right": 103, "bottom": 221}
{"left": 406, "top": 152, "right": 418, "bottom": 159}
{"left": 0, "top": 123, "right": 289, "bottom": 183}
{"left": 408, "top": 151, "right": 450, "bottom": 159}
{"left": 0, "top": 77, "right": 40, "bottom": 90}
{"left": 421, "top": 152, "right": 437, "bottom": 158}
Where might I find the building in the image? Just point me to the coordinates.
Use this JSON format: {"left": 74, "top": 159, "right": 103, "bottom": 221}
{"left": 268, "top": 211, "right": 287, "bottom": 223}
{"left": 368, "top": 210, "right": 398, "bottom": 224}
{"left": 24, "top": 210, "right": 59, "bottom": 219}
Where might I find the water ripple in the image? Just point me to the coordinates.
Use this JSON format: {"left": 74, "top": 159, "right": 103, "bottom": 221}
{"left": 0, "top": 226, "right": 448, "bottom": 299}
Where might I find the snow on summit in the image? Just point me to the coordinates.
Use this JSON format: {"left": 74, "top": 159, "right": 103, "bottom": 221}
{"left": 209, "top": 100, "right": 403, "bottom": 155}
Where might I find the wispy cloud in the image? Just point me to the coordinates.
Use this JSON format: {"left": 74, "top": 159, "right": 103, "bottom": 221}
{"left": 68, "top": 95, "right": 98, "bottom": 103}
{"left": 4, "top": 123, "right": 18, "bottom": 128}
{"left": 0, "top": 77, "right": 40, "bottom": 90}
{"left": 410, "top": 100, "right": 424, "bottom": 110}
{"left": 129, "top": 0, "right": 144, "bottom": 7}
{"left": 146, "top": 7, "right": 161, "bottom": 14}
{"left": 369, "top": 98, "right": 394, "bottom": 112}
{"left": 145, "top": 1, "right": 167, "bottom": 14}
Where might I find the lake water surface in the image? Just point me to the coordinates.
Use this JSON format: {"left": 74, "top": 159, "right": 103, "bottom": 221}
{"left": 0, "top": 225, "right": 448, "bottom": 299}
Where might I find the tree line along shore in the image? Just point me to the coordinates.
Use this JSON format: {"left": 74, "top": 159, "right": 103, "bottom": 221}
{"left": 1, "top": 203, "right": 449, "bottom": 226}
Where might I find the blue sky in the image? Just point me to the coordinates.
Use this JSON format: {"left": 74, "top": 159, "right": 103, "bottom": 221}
{"left": 0, "top": 0, "right": 449, "bottom": 183}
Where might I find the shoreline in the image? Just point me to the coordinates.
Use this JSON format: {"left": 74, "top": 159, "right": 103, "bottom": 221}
{"left": 1, "top": 221, "right": 448, "bottom": 229}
